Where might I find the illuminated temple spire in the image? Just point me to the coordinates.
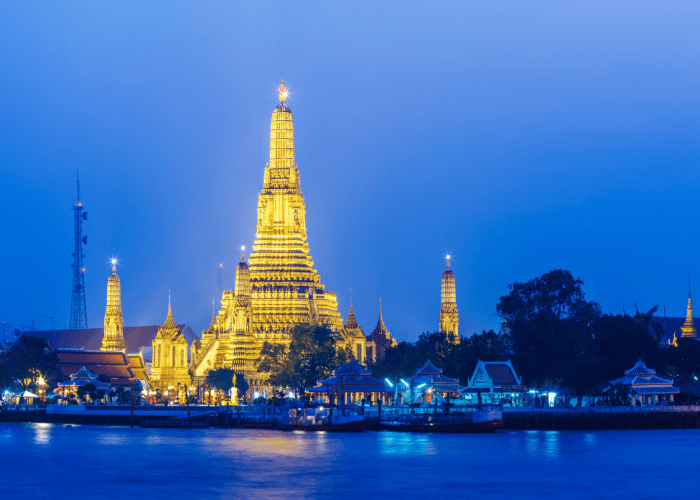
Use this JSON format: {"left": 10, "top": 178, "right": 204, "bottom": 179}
{"left": 101, "top": 260, "right": 126, "bottom": 351}
{"left": 681, "top": 266, "right": 697, "bottom": 339}
{"left": 163, "top": 290, "right": 177, "bottom": 330}
{"left": 439, "top": 255, "right": 460, "bottom": 344}
{"left": 371, "top": 297, "right": 396, "bottom": 359}
{"left": 345, "top": 289, "right": 360, "bottom": 330}
{"left": 247, "top": 81, "right": 342, "bottom": 344}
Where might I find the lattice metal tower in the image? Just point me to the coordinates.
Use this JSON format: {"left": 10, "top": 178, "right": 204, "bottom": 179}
{"left": 69, "top": 175, "right": 88, "bottom": 329}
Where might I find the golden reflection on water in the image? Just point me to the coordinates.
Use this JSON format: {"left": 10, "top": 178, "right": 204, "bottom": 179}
{"left": 214, "top": 432, "right": 314, "bottom": 457}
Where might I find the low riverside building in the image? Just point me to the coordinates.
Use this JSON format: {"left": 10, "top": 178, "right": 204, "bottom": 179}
{"left": 53, "top": 349, "right": 142, "bottom": 390}
{"left": 56, "top": 366, "right": 112, "bottom": 399}
{"left": 609, "top": 359, "right": 679, "bottom": 406}
{"left": 307, "top": 361, "right": 393, "bottom": 405}
{"left": 403, "top": 360, "right": 462, "bottom": 404}
{"left": 461, "top": 360, "right": 525, "bottom": 405}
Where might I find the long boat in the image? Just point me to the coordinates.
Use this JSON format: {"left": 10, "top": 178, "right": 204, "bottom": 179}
{"left": 243, "top": 405, "right": 370, "bottom": 432}
{"left": 377, "top": 404, "right": 504, "bottom": 433}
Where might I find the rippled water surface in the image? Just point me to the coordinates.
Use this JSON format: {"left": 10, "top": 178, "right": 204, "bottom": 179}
{"left": 1, "top": 424, "right": 699, "bottom": 499}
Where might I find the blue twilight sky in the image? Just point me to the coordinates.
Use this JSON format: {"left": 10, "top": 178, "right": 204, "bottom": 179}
{"left": 1, "top": 2, "right": 699, "bottom": 342}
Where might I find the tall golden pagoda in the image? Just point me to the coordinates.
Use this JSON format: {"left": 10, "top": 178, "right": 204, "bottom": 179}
{"left": 101, "top": 260, "right": 126, "bottom": 351}
{"left": 191, "top": 83, "right": 348, "bottom": 389}
{"left": 681, "top": 267, "right": 697, "bottom": 339}
{"left": 247, "top": 82, "right": 343, "bottom": 342}
{"left": 439, "top": 256, "right": 459, "bottom": 344}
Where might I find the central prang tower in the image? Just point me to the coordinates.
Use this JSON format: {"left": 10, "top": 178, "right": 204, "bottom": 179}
{"left": 247, "top": 82, "right": 343, "bottom": 344}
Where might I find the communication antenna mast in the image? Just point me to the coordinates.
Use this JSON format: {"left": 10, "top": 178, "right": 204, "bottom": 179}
{"left": 69, "top": 174, "right": 88, "bottom": 329}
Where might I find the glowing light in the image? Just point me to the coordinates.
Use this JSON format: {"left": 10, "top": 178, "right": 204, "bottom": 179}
{"left": 277, "top": 81, "right": 289, "bottom": 102}
{"left": 400, "top": 379, "right": 409, "bottom": 387}
{"left": 417, "top": 383, "right": 426, "bottom": 388}
{"left": 241, "top": 245, "right": 245, "bottom": 252}
{"left": 385, "top": 378, "right": 394, "bottom": 387}
{"left": 111, "top": 258, "right": 117, "bottom": 265}
{"left": 219, "top": 263, "right": 223, "bottom": 268}
{"left": 446, "top": 254, "right": 451, "bottom": 261}
{"left": 81, "top": 268, "right": 85, "bottom": 272}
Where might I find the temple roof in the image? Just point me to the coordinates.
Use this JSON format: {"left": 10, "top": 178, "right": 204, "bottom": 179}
{"left": 308, "top": 374, "right": 391, "bottom": 393}
{"left": 624, "top": 359, "right": 656, "bottom": 376}
{"left": 371, "top": 298, "right": 392, "bottom": 340}
{"left": 484, "top": 363, "right": 520, "bottom": 386}
{"left": 415, "top": 359, "right": 443, "bottom": 376}
{"left": 468, "top": 360, "right": 523, "bottom": 388}
{"left": 70, "top": 366, "right": 97, "bottom": 379}
{"left": 333, "top": 360, "right": 371, "bottom": 377}
{"left": 162, "top": 293, "right": 178, "bottom": 330}
{"left": 22, "top": 324, "right": 196, "bottom": 352}
{"left": 345, "top": 295, "right": 360, "bottom": 330}
{"left": 54, "top": 349, "right": 138, "bottom": 388}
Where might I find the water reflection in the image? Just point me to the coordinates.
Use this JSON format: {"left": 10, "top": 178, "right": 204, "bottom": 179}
{"left": 33, "top": 422, "right": 51, "bottom": 445}
{"left": 379, "top": 432, "right": 436, "bottom": 456}
{"left": 524, "top": 430, "right": 560, "bottom": 459}
{"left": 584, "top": 433, "right": 597, "bottom": 446}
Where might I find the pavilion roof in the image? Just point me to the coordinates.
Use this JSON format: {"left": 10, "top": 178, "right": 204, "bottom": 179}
{"left": 415, "top": 360, "right": 442, "bottom": 376}
{"left": 308, "top": 374, "right": 391, "bottom": 393}
{"left": 624, "top": 359, "right": 656, "bottom": 376}
{"left": 54, "top": 349, "right": 137, "bottom": 388}
{"left": 333, "top": 360, "right": 371, "bottom": 377}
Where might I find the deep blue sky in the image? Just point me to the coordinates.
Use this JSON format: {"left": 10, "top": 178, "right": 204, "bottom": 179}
{"left": 1, "top": 2, "right": 699, "bottom": 342}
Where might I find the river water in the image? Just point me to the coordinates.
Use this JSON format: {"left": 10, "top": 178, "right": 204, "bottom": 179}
{"left": 0, "top": 423, "right": 698, "bottom": 499}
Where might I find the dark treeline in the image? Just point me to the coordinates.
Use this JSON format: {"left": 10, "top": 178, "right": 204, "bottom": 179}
{"left": 372, "top": 270, "right": 700, "bottom": 396}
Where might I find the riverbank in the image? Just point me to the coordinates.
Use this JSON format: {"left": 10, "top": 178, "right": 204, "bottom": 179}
{"left": 4, "top": 404, "right": 700, "bottom": 430}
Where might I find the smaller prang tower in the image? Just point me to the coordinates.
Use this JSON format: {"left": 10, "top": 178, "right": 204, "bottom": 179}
{"left": 102, "top": 260, "right": 126, "bottom": 351}
{"left": 69, "top": 175, "right": 88, "bottom": 329}
{"left": 681, "top": 266, "right": 697, "bottom": 339}
{"left": 439, "top": 256, "right": 460, "bottom": 344}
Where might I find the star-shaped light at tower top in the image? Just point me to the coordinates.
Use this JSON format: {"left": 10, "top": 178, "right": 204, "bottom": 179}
{"left": 278, "top": 81, "right": 289, "bottom": 102}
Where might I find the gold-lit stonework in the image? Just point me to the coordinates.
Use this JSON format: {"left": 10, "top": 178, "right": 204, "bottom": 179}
{"left": 681, "top": 268, "right": 697, "bottom": 339}
{"left": 247, "top": 86, "right": 343, "bottom": 342}
{"left": 101, "top": 261, "right": 126, "bottom": 351}
{"left": 151, "top": 293, "right": 191, "bottom": 391}
{"left": 439, "top": 257, "right": 459, "bottom": 344}
{"left": 190, "top": 83, "right": 398, "bottom": 389}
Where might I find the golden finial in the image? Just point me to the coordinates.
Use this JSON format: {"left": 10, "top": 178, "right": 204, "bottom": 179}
{"left": 111, "top": 258, "right": 117, "bottom": 273}
{"left": 168, "top": 289, "right": 172, "bottom": 316}
{"left": 446, "top": 254, "right": 451, "bottom": 268}
{"left": 277, "top": 81, "right": 289, "bottom": 103}
{"left": 241, "top": 245, "right": 246, "bottom": 261}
